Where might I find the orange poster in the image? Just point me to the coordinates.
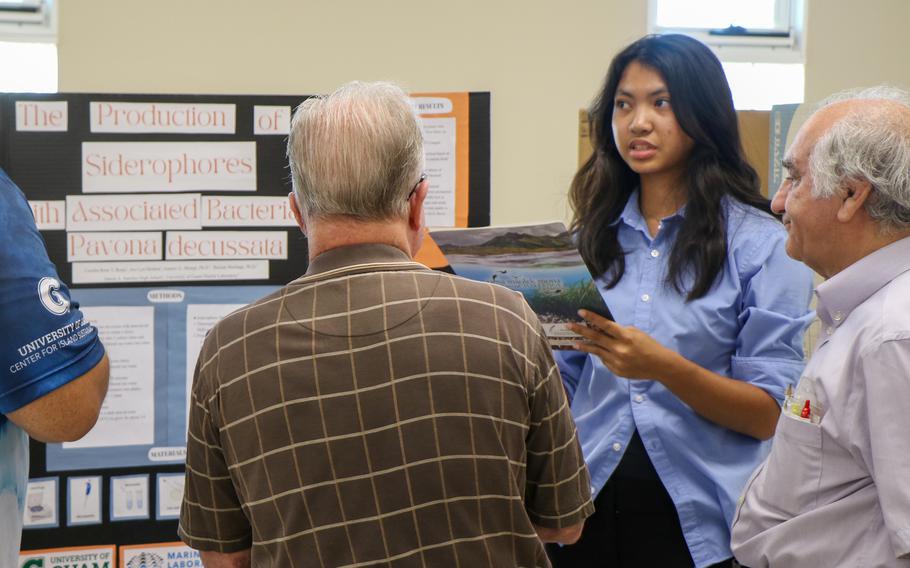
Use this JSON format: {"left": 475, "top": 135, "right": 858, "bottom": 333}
{"left": 411, "top": 92, "right": 470, "bottom": 269}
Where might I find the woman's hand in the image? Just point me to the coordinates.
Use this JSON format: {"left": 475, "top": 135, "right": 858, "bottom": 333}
{"left": 567, "top": 309, "right": 682, "bottom": 381}
{"left": 568, "top": 310, "right": 780, "bottom": 440}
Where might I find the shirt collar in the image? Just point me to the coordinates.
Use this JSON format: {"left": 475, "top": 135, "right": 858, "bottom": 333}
{"left": 612, "top": 188, "right": 688, "bottom": 234}
{"left": 815, "top": 236, "right": 910, "bottom": 329}
{"left": 298, "top": 243, "right": 427, "bottom": 284}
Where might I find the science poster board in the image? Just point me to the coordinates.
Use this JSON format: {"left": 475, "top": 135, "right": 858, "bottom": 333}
{"left": 1, "top": 91, "right": 490, "bottom": 550}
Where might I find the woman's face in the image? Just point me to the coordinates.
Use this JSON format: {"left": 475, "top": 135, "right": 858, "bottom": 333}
{"left": 611, "top": 61, "right": 694, "bottom": 182}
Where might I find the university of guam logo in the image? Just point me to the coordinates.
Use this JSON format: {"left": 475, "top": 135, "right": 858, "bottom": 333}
{"left": 37, "top": 277, "right": 70, "bottom": 315}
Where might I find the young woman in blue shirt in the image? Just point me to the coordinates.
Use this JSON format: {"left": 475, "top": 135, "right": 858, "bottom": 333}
{"left": 547, "top": 34, "right": 814, "bottom": 568}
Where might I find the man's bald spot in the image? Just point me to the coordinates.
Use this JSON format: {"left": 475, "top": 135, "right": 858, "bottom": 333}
{"left": 790, "top": 98, "right": 910, "bottom": 171}
{"left": 822, "top": 98, "right": 910, "bottom": 135}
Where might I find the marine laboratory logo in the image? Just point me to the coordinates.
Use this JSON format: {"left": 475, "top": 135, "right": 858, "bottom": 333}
{"left": 38, "top": 276, "right": 70, "bottom": 315}
{"left": 126, "top": 552, "right": 165, "bottom": 568}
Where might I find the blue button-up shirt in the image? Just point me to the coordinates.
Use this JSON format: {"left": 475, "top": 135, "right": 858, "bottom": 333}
{"left": 0, "top": 168, "right": 105, "bottom": 566}
{"left": 557, "top": 192, "right": 814, "bottom": 567}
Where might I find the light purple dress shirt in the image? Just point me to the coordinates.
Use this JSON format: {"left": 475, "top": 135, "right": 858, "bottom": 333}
{"left": 732, "top": 236, "right": 910, "bottom": 568}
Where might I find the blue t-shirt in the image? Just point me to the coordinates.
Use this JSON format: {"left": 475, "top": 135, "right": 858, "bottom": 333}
{"left": 557, "top": 192, "right": 815, "bottom": 567}
{"left": 0, "top": 168, "right": 105, "bottom": 564}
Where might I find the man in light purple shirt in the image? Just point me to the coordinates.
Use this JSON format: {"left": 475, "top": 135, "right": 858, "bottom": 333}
{"left": 731, "top": 87, "right": 910, "bottom": 567}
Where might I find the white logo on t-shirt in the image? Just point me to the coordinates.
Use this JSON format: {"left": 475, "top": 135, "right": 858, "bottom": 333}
{"left": 37, "top": 277, "right": 70, "bottom": 315}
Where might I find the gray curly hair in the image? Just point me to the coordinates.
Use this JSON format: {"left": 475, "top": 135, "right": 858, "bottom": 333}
{"left": 809, "top": 86, "right": 910, "bottom": 234}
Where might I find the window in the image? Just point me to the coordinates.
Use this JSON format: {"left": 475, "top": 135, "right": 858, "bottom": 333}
{"left": 0, "top": 41, "right": 56, "bottom": 92}
{"left": 721, "top": 61, "right": 803, "bottom": 110}
{"left": 0, "top": 0, "right": 57, "bottom": 92}
{"left": 649, "top": 0, "right": 801, "bottom": 59}
{"left": 653, "top": 0, "right": 790, "bottom": 36}
{"left": 648, "top": 0, "right": 805, "bottom": 110}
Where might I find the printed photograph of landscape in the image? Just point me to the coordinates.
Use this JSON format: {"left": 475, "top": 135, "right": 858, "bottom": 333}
{"left": 431, "top": 222, "right": 611, "bottom": 347}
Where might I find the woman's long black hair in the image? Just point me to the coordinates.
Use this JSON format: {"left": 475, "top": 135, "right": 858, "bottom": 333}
{"left": 570, "top": 34, "right": 769, "bottom": 300}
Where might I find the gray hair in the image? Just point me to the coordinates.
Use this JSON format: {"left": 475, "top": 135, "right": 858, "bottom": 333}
{"left": 810, "top": 86, "right": 910, "bottom": 233}
{"left": 287, "top": 81, "right": 424, "bottom": 221}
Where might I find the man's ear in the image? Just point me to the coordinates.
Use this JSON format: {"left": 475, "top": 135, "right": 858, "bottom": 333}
{"left": 837, "top": 179, "right": 873, "bottom": 223}
{"left": 288, "top": 192, "right": 307, "bottom": 236}
{"left": 407, "top": 179, "right": 429, "bottom": 231}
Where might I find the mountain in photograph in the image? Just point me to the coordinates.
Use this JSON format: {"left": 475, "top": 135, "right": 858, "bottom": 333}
{"left": 438, "top": 231, "right": 571, "bottom": 256}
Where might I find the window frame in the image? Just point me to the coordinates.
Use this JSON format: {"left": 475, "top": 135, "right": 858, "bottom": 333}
{"left": 647, "top": 0, "right": 804, "bottom": 64}
{"left": 0, "top": 0, "right": 56, "bottom": 43}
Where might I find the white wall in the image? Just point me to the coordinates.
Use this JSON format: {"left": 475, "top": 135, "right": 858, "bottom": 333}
{"left": 58, "top": 0, "right": 647, "bottom": 226}
{"left": 804, "top": 0, "right": 910, "bottom": 101}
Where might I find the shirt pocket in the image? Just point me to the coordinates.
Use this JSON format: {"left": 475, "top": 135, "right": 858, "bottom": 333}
{"left": 758, "top": 412, "right": 823, "bottom": 517}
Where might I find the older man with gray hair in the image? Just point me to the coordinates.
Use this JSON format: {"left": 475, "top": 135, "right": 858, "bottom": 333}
{"left": 179, "top": 81, "right": 593, "bottom": 568}
{"left": 731, "top": 86, "right": 910, "bottom": 567}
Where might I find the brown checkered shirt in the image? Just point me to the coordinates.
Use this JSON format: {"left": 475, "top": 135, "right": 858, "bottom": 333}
{"left": 179, "top": 244, "right": 593, "bottom": 567}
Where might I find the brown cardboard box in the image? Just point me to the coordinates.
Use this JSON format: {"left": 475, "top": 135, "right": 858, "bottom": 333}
{"left": 577, "top": 109, "right": 772, "bottom": 197}
{"left": 737, "top": 110, "right": 771, "bottom": 197}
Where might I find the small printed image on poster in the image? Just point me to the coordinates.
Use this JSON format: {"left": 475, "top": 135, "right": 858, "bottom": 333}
{"left": 156, "top": 473, "right": 185, "bottom": 520}
{"left": 120, "top": 542, "right": 201, "bottom": 568}
{"left": 67, "top": 475, "right": 102, "bottom": 526}
{"left": 22, "top": 478, "right": 58, "bottom": 529}
{"left": 110, "top": 474, "right": 149, "bottom": 522}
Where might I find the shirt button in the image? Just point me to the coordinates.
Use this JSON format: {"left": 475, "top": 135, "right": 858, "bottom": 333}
{"left": 612, "top": 442, "right": 622, "bottom": 452}
{"left": 641, "top": 294, "right": 651, "bottom": 302}
{"left": 650, "top": 249, "right": 660, "bottom": 258}
{"left": 634, "top": 394, "right": 644, "bottom": 403}
{"left": 833, "top": 311, "right": 844, "bottom": 322}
